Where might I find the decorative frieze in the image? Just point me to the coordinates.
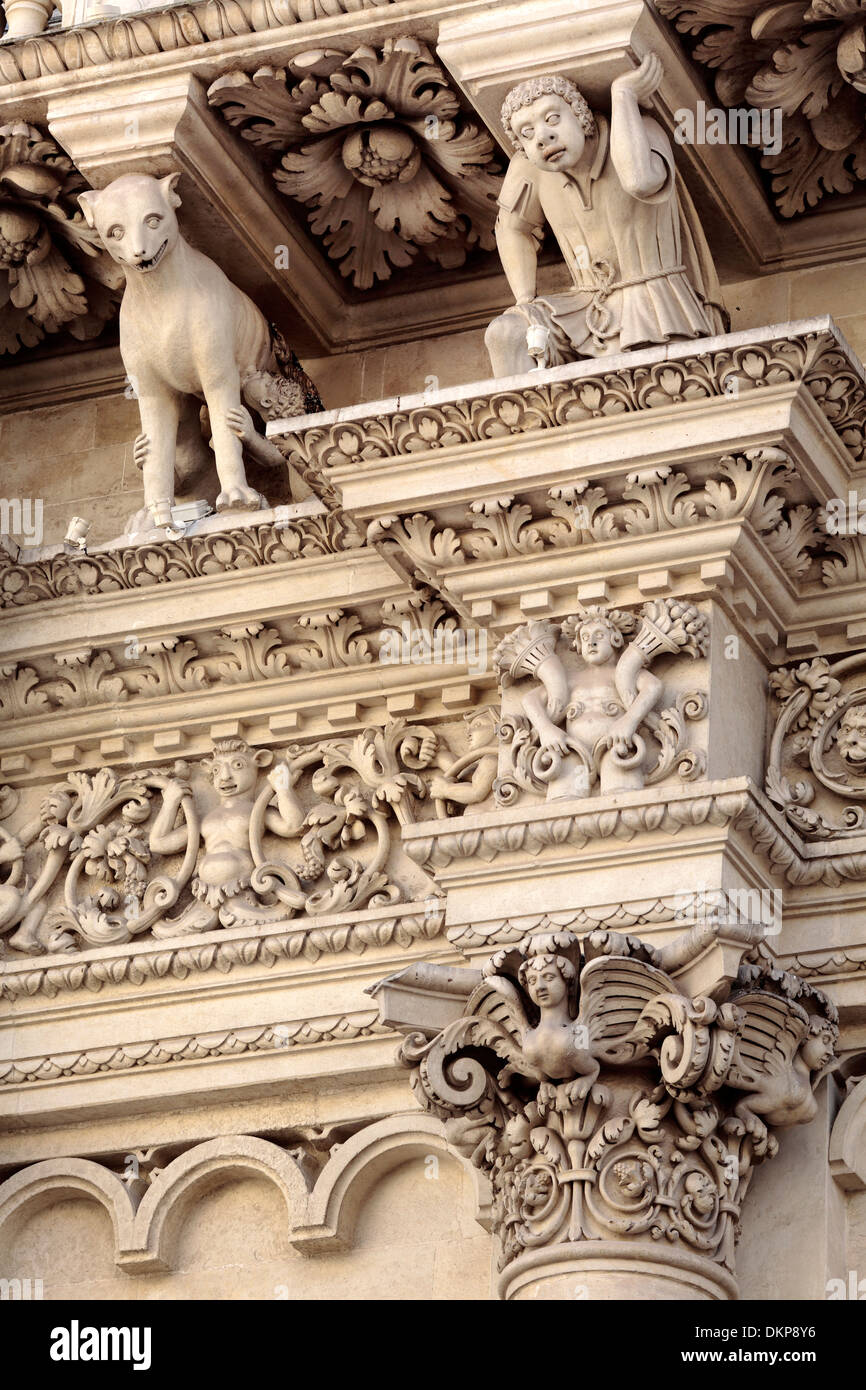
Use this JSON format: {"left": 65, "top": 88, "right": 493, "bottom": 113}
{"left": 0, "top": 513, "right": 362, "bottom": 609}
{"left": 0, "top": 1009, "right": 391, "bottom": 1085}
{"left": 275, "top": 328, "right": 866, "bottom": 485}
{"left": 0, "top": 607, "right": 387, "bottom": 722}
{"left": 0, "top": 899, "right": 445, "bottom": 1000}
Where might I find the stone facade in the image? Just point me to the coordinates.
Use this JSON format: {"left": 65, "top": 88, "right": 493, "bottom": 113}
{"left": 1, "top": 0, "right": 866, "bottom": 1304}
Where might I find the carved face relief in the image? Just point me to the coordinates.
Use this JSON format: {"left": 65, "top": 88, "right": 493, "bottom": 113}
{"left": 509, "top": 94, "right": 587, "bottom": 172}
{"left": 578, "top": 621, "right": 617, "bottom": 667}
{"left": 836, "top": 704, "right": 866, "bottom": 768}
{"left": 802, "top": 1026, "right": 836, "bottom": 1072}
{"left": 523, "top": 958, "right": 568, "bottom": 1008}
{"left": 80, "top": 173, "right": 181, "bottom": 274}
{"left": 209, "top": 750, "right": 260, "bottom": 800}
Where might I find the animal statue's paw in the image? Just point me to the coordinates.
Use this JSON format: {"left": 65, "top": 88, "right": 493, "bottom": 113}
{"left": 215, "top": 486, "right": 267, "bottom": 513}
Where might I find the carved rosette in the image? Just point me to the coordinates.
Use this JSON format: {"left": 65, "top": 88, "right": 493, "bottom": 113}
{"left": 389, "top": 929, "right": 838, "bottom": 1299}
{"left": 656, "top": 0, "right": 866, "bottom": 216}
{"left": 0, "top": 122, "right": 122, "bottom": 353}
{"left": 207, "top": 37, "right": 500, "bottom": 288}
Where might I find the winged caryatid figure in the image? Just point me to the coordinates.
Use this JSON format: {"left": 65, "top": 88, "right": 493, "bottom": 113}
{"left": 461, "top": 930, "right": 687, "bottom": 1114}
{"left": 721, "top": 984, "right": 838, "bottom": 1150}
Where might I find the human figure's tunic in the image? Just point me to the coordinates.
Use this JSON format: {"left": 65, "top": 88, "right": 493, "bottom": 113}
{"left": 498, "top": 115, "right": 727, "bottom": 359}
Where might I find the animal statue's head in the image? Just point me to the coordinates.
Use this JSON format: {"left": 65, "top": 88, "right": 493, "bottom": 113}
{"left": 78, "top": 172, "right": 182, "bottom": 273}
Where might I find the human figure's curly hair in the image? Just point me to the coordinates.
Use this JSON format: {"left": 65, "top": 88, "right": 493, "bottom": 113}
{"left": 501, "top": 75, "right": 596, "bottom": 150}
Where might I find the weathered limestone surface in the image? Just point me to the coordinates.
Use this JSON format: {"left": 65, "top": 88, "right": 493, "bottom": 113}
{"left": 1, "top": 0, "right": 866, "bottom": 1303}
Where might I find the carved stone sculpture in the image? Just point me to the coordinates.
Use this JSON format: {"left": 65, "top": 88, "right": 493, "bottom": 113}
{"left": 0, "top": 723, "right": 447, "bottom": 953}
{"left": 766, "top": 652, "right": 866, "bottom": 843}
{"left": 79, "top": 172, "right": 320, "bottom": 528}
{"left": 493, "top": 599, "right": 709, "bottom": 800}
{"left": 427, "top": 709, "right": 499, "bottom": 816}
{"left": 657, "top": 0, "right": 866, "bottom": 216}
{"left": 0, "top": 122, "right": 122, "bottom": 354}
{"left": 381, "top": 926, "right": 838, "bottom": 1298}
{"left": 485, "top": 59, "right": 727, "bottom": 375}
{"left": 208, "top": 37, "right": 500, "bottom": 289}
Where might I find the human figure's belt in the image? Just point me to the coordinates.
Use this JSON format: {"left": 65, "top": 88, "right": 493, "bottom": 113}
{"left": 570, "top": 260, "right": 687, "bottom": 347}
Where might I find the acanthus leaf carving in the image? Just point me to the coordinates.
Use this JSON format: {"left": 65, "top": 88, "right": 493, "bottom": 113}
{"left": 656, "top": 0, "right": 866, "bottom": 215}
{"left": 383, "top": 926, "right": 838, "bottom": 1278}
{"left": 208, "top": 38, "right": 501, "bottom": 289}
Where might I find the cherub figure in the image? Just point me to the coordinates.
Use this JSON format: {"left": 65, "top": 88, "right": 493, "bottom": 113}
{"left": 495, "top": 600, "right": 708, "bottom": 797}
{"left": 485, "top": 58, "right": 727, "bottom": 376}
{"left": 149, "top": 738, "right": 306, "bottom": 933}
{"left": 727, "top": 1007, "right": 838, "bottom": 1148}
{"left": 428, "top": 708, "right": 499, "bottom": 815}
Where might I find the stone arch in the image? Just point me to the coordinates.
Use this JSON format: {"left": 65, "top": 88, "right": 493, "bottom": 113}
{"left": 830, "top": 1075, "right": 866, "bottom": 1191}
{"left": 0, "top": 1157, "right": 137, "bottom": 1268}
{"left": 124, "top": 1135, "right": 311, "bottom": 1273}
{"left": 291, "top": 1112, "right": 493, "bottom": 1252}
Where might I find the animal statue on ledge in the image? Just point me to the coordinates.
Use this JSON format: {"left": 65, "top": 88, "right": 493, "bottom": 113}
{"left": 485, "top": 56, "right": 728, "bottom": 375}
{"left": 79, "top": 172, "right": 321, "bottom": 529}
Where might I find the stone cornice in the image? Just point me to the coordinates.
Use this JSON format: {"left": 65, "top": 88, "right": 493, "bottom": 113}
{"left": 0, "top": 507, "right": 361, "bottom": 611}
{"left": 0, "top": 1009, "right": 392, "bottom": 1086}
{"left": 402, "top": 778, "right": 752, "bottom": 872}
{"left": 272, "top": 322, "right": 866, "bottom": 500}
{"left": 0, "top": 0, "right": 441, "bottom": 89}
{"left": 0, "top": 899, "right": 446, "bottom": 1001}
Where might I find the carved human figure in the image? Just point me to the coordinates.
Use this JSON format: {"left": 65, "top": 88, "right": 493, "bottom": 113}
{"left": 730, "top": 1014, "right": 838, "bottom": 1139}
{"left": 836, "top": 704, "right": 866, "bottom": 768}
{"left": 428, "top": 709, "right": 499, "bottom": 814}
{"left": 485, "top": 58, "right": 727, "bottom": 375}
{"left": 149, "top": 738, "right": 305, "bottom": 932}
{"left": 517, "top": 949, "right": 600, "bottom": 1106}
{"left": 496, "top": 601, "right": 708, "bottom": 797}
{"left": 79, "top": 173, "right": 315, "bottom": 527}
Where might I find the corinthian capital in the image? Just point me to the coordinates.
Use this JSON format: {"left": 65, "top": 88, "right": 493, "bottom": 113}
{"left": 374, "top": 924, "right": 838, "bottom": 1299}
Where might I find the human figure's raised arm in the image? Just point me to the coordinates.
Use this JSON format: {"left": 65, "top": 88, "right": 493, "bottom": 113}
{"left": 609, "top": 54, "right": 669, "bottom": 200}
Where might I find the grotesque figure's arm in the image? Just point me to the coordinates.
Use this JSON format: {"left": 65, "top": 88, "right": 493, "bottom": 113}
{"left": 494, "top": 160, "right": 544, "bottom": 306}
{"left": 263, "top": 762, "right": 307, "bottom": 838}
{"left": 609, "top": 54, "right": 669, "bottom": 200}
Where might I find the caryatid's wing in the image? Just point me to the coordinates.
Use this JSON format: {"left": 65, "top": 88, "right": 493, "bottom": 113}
{"left": 579, "top": 954, "right": 679, "bottom": 1060}
{"left": 465, "top": 975, "right": 530, "bottom": 1044}
{"left": 725, "top": 990, "right": 810, "bottom": 1090}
